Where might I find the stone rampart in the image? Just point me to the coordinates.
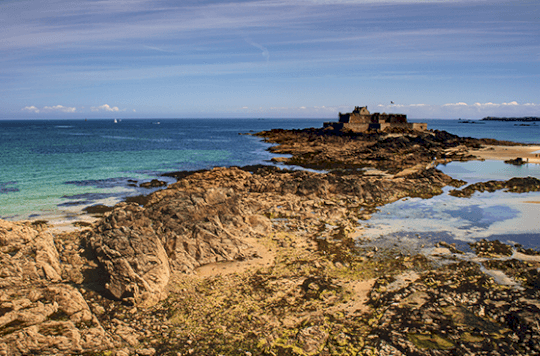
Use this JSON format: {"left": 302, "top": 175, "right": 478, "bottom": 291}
{"left": 329, "top": 105, "right": 426, "bottom": 132}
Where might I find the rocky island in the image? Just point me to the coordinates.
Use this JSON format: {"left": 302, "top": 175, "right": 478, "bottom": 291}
{"left": 482, "top": 117, "right": 540, "bottom": 122}
{"left": 1, "top": 117, "right": 540, "bottom": 355}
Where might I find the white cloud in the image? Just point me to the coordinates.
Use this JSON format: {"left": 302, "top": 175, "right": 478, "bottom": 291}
{"left": 443, "top": 102, "right": 468, "bottom": 107}
{"left": 22, "top": 105, "right": 76, "bottom": 113}
{"left": 91, "top": 104, "right": 120, "bottom": 112}
{"left": 43, "top": 105, "right": 76, "bottom": 113}
{"left": 22, "top": 105, "right": 40, "bottom": 113}
{"left": 473, "top": 102, "right": 498, "bottom": 107}
{"left": 363, "top": 101, "right": 539, "bottom": 119}
{"left": 471, "top": 102, "right": 520, "bottom": 108}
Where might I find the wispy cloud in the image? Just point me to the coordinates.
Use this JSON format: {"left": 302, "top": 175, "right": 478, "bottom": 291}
{"left": 244, "top": 37, "right": 270, "bottom": 62}
{"left": 302, "top": 0, "right": 487, "bottom": 3}
{"left": 3, "top": 0, "right": 539, "bottom": 118}
{"left": 0, "top": 1, "right": 293, "bottom": 50}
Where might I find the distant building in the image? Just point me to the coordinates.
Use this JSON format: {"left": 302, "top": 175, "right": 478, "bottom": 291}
{"left": 324, "top": 106, "right": 427, "bottom": 132}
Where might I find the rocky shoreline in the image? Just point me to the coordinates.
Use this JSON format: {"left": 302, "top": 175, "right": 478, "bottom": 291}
{"left": 1, "top": 127, "right": 540, "bottom": 355}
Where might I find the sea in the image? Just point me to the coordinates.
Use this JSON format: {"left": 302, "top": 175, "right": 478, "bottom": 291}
{"left": 1, "top": 118, "right": 539, "bottom": 248}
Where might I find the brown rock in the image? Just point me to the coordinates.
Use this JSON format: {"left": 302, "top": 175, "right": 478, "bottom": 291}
{"left": 139, "top": 179, "right": 167, "bottom": 188}
{"left": 0, "top": 219, "right": 114, "bottom": 355}
{"left": 86, "top": 204, "right": 170, "bottom": 306}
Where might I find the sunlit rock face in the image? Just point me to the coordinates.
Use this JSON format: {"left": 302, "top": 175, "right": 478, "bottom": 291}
{"left": 0, "top": 220, "right": 114, "bottom": 355}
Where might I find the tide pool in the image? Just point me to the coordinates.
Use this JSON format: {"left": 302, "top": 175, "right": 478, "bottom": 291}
{"left": 361, "top": 161, "right": 540, "bottom": 249}
{"left": 438, "top": 160, "right": 540, "bottom": 183}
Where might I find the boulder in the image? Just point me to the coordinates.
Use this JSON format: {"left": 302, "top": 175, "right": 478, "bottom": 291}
{"left": 139, "top": 179, "right": 167, "bottom": 188}
{"left": 85, "top": 203, "right": 170, "bottom": 307}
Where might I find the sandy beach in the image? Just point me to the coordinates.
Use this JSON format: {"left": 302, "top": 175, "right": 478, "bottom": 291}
{"left": 469, "top": 144, "right": 540, "bottom": 164}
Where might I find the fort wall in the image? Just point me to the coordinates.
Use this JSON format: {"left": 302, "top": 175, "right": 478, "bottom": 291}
{"left": 326, "top": 106, "right": 427, "bottom": 132}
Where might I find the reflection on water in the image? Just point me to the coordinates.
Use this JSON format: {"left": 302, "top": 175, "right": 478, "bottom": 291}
{"left": 446, "top": 204, "right": 519, "bottom": 229}
{"left": 438, "top": 160, "right": 540, "bottom": 183}
{"left": 361, "top": 161, "right": 540, "bottom": 249}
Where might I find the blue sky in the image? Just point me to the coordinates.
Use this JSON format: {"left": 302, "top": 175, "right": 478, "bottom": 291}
{"left": 1, "top": 0, "right": 538, "bottom": 119}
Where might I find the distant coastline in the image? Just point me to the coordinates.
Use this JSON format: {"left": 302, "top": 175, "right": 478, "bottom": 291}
{"left": 482, "top": 116, "right": 540, "bottom": 122}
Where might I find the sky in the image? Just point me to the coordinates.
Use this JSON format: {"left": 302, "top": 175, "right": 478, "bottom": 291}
{"left": 1, "top": 0, "right": 539, "bottom": 119}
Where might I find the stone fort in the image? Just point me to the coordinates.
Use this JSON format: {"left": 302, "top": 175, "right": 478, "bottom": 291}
{"left": 324, "top": 106, "right": 427, "bottom": 132}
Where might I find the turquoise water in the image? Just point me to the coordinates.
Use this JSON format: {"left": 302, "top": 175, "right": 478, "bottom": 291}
{"left": 1, "top": 118, "right": 539, "bottom": 248}
{"left": 1, "top": 118, "right": 327, "bottom": 219}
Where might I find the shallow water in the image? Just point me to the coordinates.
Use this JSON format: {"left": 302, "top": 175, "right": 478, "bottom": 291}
{"left": 0, "top": 118, "right": 327, "bottom": 220}
{"left": 361, "top": 161, "right": 540, "bottom": 250}
{"left": 2, "top": 117, "right": 540, "bottom": 242}
{"left": 438, "top": 160, "right": 540, "bottom": 183}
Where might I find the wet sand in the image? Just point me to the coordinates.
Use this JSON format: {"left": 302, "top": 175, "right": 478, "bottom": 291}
{"left": 470, "top": 145, "right": 540, "bottom": 163}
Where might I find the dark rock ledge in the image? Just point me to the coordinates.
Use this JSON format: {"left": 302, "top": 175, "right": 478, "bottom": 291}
{"left": 449, "top": 177, "right": 540, "bottom": 198}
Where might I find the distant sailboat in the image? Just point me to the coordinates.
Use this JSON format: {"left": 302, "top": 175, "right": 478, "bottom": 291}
{"left": 114, "top": 119, "right": 118, "bottom": 123}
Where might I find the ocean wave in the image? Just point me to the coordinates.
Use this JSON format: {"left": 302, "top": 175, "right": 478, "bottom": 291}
{"left": 101, "top": 135, "right": 139, "bottom": 141}
{"left": 57, "top": 200, "right": 90, "bottom": 207}
{"left": 184, "top": 138, "right": 231, "bottom": 143}
{"left": 60, "top": 192, "right": 125, "bottom": 202}
{"left": 0, "top": 181, "right": 19, "bottom": 194}
{"left": 66, "top": 132, "right": 92, "bottom": 136}
{"left": 64, "top": 177, "right": 133, "bottom": 189}
{"left": 101, "top": 135, "right": 173, "bottom": 142}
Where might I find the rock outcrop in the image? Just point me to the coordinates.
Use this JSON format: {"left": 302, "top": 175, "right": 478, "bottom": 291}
{"left": 0, "top": 220, "right": 114, "bottom": 355}
{"left": 85, "top": 203, "right": 171, "bottom": 307}
{"left": 82, "top": 164, "right": 463, "bottom": 306}
{"left": 367, "top": 256, "right": 540, "bottom": 355}
{"left": 139, "top": 179, "right": 167, "bottom": 188}
{"left": 3, "top": 127, "right": 540, "bottom": 355}
{"left": 255, "top": 127, "right": 491, "bottom": 173}
{"left": 449, "top": 176, "right": 540, "bottom": 198}
{"left": 83, "top": 172, "right": 270, "bottom": 306}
